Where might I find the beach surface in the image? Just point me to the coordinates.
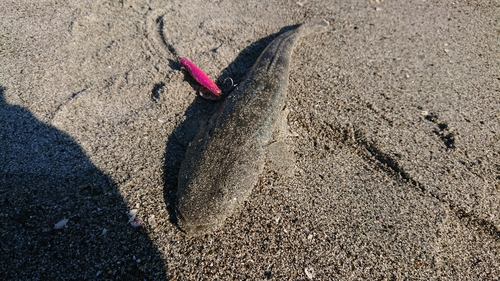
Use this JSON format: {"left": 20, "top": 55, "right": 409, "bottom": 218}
{"left": 1, "top": 0, "right": 499, "bottom": 279}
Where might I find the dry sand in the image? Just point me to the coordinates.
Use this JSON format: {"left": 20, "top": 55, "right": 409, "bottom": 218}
{"left": 1, "top": 0, "right": 499, "bottom": 279}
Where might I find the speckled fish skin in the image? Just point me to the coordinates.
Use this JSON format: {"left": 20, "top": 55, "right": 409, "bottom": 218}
{"left": 176, "top": 20, "right": 329, "bottom": 235}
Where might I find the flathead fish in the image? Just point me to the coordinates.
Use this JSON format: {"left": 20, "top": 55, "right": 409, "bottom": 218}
{"left": 177, "top": 20, "right": 329, "bottom": 235}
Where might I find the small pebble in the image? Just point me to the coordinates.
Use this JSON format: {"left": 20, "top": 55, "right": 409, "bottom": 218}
{"left": 148, "top": 215, "right": 157, "bottom": 227}
{"left": 130, "top": 219, "right": 142, "bottom": 227}
{"left": 128, "top": 209, "right": 138, "bottom": 222}
{"left": 54, "top": 218, "right": 69, "bottom": 229}
{"left": 305, "top": 267, "right": 314, "bottom": 280}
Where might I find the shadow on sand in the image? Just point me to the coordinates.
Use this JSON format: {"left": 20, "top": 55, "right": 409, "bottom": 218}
{"left": 0, "top": 86, "right": 166, "bottom": 280}
{"left": 162, "top": 25, "right": 299, "bottom": 229}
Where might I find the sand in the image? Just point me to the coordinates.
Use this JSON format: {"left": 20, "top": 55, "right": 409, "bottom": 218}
{"left": 0, "top": 0, "right": 499, "bottom": 279}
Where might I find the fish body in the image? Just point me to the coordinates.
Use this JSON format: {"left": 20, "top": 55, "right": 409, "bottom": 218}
{"left": 176, "top": 20, "right": 329, "bottom": 235}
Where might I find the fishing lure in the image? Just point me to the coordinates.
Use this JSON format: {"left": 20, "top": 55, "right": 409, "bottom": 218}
{"left": 180, "top": 57, "right": 222, "bottom": 100}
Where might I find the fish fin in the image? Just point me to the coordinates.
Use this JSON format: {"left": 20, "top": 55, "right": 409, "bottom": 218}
{"left": 265, "top": 107, "right": 296, "bottom": 177}
{"left": 300, "top": 19, "right": 330, "bottom": 35}
{"left": 265, "top": 141, "right": 295, "bottom": 177}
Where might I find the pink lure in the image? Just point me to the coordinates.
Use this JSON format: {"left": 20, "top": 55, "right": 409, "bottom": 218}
{"left": 180, "top": 57, "right": 222, "bottom": 100}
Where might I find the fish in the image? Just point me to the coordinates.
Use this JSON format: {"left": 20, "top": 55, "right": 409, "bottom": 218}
{"left": 176, "top": 20, "right": 330, "bottom": 235}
